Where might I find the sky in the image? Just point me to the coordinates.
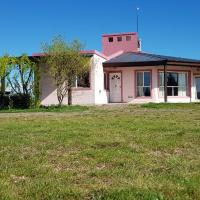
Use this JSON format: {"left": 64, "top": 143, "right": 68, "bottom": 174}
{"left": 0, "top": 0, "right": 200, "bottom": 59}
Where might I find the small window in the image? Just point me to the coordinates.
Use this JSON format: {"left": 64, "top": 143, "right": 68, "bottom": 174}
{"left": 126, "top": 35, "right": 131, "bottom": 41}
{"left": 108, "top": 37, "right": 113, "bottom": 42}
{"left": 117, "top": 36, "right": 122, "bottom": 42}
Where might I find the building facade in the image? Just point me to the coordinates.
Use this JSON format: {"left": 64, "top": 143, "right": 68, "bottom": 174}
{"left": 38, "top": 32, "right": 200, "bottom": 105}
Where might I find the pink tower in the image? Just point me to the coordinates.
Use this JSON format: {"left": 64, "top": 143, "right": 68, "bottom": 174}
{"left": 102, "top": 32, "right": 141, "bottom": 57}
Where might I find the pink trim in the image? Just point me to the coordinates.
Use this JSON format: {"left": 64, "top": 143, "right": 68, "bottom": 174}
{"left": 103, "top": 32, "right": 138, "bottom": 37}
{"left": 81, "top": 50, "right": 108, "bottom": 60}
{"left": 32, "top": 50, "right": 108, "bottom": 60}
{"left": 135, "top": 70, "right": 153, "bottom": 99}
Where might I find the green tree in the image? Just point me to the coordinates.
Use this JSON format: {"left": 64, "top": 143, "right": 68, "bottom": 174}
{"left": 0, "top": 54, "right": 12, "bottom": 94}
{"left": 42, "top": 36, "right": 90, "bottom": 106}
{"left": 7, "top": 54, "right": 36, "bottom": 96}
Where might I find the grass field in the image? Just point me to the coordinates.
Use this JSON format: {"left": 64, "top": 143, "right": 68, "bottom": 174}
{"left": 0, "top": 104, "right": 200, "bottom": 200}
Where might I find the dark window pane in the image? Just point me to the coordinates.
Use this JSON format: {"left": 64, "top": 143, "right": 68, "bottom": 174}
{"left": 108, "top": 37, "right": 113, "bottom": 42}
{"left": 197, "top": 92, "right": 200, "bottom": 99}
{"left": 144, "top": 72, "right": 150, "bottom": 86}
{"left": 167, "top": 87, "right": 172, "bottom": 96}
{"left": 196, "top": 78, "right": 200, "bottom": 99}
{"left": 77, "top": 73, "right": 90, "bottom": 88}
{"left": 137, "top": 72, "right": 143, "bottom": 86}
{"left": 167, "top": 73, "right": 178, "bottom": 86}
{"left": 174, "top": 87, "right": 178, "bottom": 96}
{"left": 143, "top": 87, "right": 151, "bottom": 96}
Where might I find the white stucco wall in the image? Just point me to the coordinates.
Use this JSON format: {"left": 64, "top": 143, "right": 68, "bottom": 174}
{"left": 40, "top": 54, "right": 108, "bottom": 106}
{"left": 93, "top": 54, "right": 109, "bottom": 104}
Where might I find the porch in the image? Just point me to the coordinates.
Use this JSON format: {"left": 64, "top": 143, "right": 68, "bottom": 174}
{"left": 103, "top": 52, "right": 200, "bottom": 103}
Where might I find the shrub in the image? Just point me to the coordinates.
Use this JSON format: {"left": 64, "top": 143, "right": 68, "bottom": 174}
{"left": 10, "top": 94, "right": 31, "bottom": 109}
{"left": 0, "top": 94, "right": 10, "bottom": 109}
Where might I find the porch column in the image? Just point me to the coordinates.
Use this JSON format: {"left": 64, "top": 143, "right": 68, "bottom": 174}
{"left": 164, "top": 64, "right": 168, "bottom": 103}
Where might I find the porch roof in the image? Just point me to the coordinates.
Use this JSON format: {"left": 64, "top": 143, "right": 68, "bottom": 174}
{"left": 103, "top": 52, "right": 200, "bottom": 67}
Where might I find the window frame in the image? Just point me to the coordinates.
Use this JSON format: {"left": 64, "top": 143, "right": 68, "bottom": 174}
{"left": 136, "top": 70, "right": 152, "bottom": 98}
{"left": 72, "top": 72, "right": 91, "bottom": 90}
{"left": 158, "top": 71, "right": 189, "bottom": 97}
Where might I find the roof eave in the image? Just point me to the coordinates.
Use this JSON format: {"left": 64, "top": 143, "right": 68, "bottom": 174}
{"left": 167, "top": 61, "right": 200, "bottom": 67}
{"left": 103, "top": 60, "right": 167, "bottom": 68}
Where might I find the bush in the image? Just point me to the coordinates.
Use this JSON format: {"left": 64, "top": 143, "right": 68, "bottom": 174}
{"left": 10, "top": 94, "right": 31, "bottom": 109}
{"left": 0, "top": 94, "right": 10, "bottom": 109}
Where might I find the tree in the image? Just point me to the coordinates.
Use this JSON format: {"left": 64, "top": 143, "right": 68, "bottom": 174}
{"left": 7, "top": 54, "right": 36, "bottom": 96}
{"left": 0, "top": 54, "right": 12, "bottom": 94}
{"left": 42, "top": 36, "right": 90, "bottom": 106}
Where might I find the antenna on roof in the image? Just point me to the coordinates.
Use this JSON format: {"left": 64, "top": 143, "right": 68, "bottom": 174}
{"left": 136, "top": 7, "right": 142, "bottom": 51}
{"left": 136, "top": 7, "right": 140, "bottom": 33}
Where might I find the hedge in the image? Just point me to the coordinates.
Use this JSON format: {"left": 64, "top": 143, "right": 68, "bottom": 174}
{"left": 0, "top": 94, "right": 31, "bottom": 109}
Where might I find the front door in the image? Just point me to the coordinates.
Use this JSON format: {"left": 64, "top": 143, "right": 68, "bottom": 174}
{"left": 195, "top": 77, "right": 200, "bottom": 100}
{"left": 109, "top": 73, "right": 122, "bottom": 103}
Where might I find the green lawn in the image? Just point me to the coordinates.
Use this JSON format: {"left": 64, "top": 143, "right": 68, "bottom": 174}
{"left": 0, "top": 104, "right": 200, "bottom": 200}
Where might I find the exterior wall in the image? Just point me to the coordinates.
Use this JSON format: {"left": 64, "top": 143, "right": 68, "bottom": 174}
{"left": 40, "top": 55, "right": 108, "bottom": 106}
{"left": 93, "top": 54, "right": 109, "bottom": 104}
{"left": 102, "top": 33, "right": 139, "bottom": 57}
{"left": 104, "top": 65, "right": 200, "bottom": 104}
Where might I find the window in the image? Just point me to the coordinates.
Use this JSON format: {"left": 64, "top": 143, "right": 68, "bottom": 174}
{"left": 73, "top": 72, "right": 90, "bottom": 88}
{"left": 126, "top": 35, "right": 131, "bottom": 41}
{"left": 117, "top": 36, "right": 122, "bottom": 42}
{"left": 136, "top": 71, "right": 151, "bottom": 97}
{"left": 108, "top": 37, "right": 113, "bottom": 42}
{"left": 159, "top": 72, "right": 188, "bottom": 97}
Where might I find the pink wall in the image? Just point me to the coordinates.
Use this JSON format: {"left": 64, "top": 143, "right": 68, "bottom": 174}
{"left": 105, "top": 66, "right": 200, "bottom": 103}
{"left": 102, "top": 32, "right": 139, "bottom": 57}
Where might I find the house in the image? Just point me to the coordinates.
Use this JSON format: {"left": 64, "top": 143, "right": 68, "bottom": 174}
{"left": 36, "top": 32, "right": 200, "bottom": 105}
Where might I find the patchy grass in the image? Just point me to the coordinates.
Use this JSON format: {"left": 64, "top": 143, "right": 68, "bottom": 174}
{"left": 0, "top": 105, "right": 89, "bottom": 113}
{"left": 141, "top": 102, "right": 200, "bottom": 110}
{"left": 0, "top": 104, "right": 200, "bottom": 199}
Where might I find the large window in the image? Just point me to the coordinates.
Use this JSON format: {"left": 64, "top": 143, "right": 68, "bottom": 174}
{"left": 159, "top": 72, "right": 188, "bottom": 97}
{"left": 73, "top": 72, "right": 90, "bottom": 88}
{"left": 136, "top": 71, "right": 151, "bottom": 97}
